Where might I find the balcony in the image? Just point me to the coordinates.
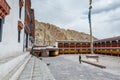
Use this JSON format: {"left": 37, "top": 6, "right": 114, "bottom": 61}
{"left": 18, "top": 21, "right": 23, "bottom": 31}
{"left": 0, "top": 0, "right": 10, "bottom": 19}
{"left": 19, "top": 0, "right": 24, "bottom": 8}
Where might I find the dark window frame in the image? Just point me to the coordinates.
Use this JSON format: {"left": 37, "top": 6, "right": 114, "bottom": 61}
{"left": 0, "top": 19, "right": 3, "bottom": 42}
{"left": 18, "top": 31, "right": 21, "bottom": 43}
{"left": 19, "top": 7, "right": 22, "bottom": 19}
{"left": 19, "top": 0, "right": 22, "bottom": 19}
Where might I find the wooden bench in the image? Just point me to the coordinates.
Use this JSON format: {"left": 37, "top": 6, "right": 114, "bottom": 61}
{"left": 86, "top": 55, "right": 99, "bottom": 62}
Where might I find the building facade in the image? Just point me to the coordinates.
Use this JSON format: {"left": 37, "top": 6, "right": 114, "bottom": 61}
{"left": 56, "top": 40, "right": 91, "bottom": 54}
{"left": 94, "top": 36, "right": 120, "bottom": 56}
{"left": 0, "top": 0, "right": 35, "bottom": 60}
{"left": 56, "top": 38, "right": 120, "bottom": 56}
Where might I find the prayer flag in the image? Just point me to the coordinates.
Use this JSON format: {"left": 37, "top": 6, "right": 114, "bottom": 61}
{"left": 90, "top": 0, "right": 92, "bottom": 5}
{"left": 88, "top": 9, "right": 91, "bottom": 23}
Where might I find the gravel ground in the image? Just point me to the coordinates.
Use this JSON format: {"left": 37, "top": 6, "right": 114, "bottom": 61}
{"left": 42, "top": 54, "right": 120, "bottom": 80}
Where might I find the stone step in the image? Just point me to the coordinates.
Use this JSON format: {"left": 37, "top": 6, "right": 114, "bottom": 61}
{"left": 0, "top": 52, "right": 30, "bottom": 80}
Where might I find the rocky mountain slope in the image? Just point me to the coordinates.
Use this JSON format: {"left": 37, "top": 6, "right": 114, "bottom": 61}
{"left": 35, "top": 20, "right": 97, "bottom": 46}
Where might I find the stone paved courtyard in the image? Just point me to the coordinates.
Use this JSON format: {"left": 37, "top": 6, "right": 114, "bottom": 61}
{"left": 42, "top": 54, "right": 120, "bottom": 80}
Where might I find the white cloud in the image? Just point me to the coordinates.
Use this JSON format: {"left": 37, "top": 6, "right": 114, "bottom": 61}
{"left": 92, "top": 0, "right": 120, "bottom": 14}
{"left": 31, "top": 0, "right": 120, "bottom": 39}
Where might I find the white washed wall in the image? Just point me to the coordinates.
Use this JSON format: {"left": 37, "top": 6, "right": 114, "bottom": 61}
{"left": 54, "top": 42, "right": 58, "bottom": 48}
{"left": 0, "top": 0, "right": 26, "bottom": 59}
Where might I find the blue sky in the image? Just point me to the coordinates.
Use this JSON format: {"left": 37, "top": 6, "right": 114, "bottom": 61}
{"left": 31, "top": 0, "right": 120, "bottom": 39}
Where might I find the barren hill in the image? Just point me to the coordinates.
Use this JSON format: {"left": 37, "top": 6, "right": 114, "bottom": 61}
{"left": 35, "top": 20, "right": 97, "bottom": 46}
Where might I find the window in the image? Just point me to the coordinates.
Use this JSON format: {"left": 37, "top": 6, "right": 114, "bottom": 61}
{"left": 18, "top": 31, "right": 21, "bottom": 42}
{"left": 26, "top": 33, "right": 28, "bottom": 48}
{"left": 3, "top": 18, "right": 5, "bottom": 24}
{"left": 0, "top": 19, "right": 3, "bottom": 42}
{"left": 30, "top": 23, "right": 32, "bottom": 29}
{"left": 19, "top": 0, "right": 23, "bottom": 19}
{"left": 19, "top": 8, "right": 22, "bottom": 19}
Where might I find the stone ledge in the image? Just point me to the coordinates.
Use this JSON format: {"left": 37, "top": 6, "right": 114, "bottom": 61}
{"left": 81, "top": 60, "right": 106, "bottom": 68}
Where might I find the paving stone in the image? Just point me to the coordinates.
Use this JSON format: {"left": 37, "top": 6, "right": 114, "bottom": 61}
{"left": 42, "top": 55, "right": 120, "bottom": 80}
{"left": 18, "top": 56, "right": 55, "bottom": 80}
